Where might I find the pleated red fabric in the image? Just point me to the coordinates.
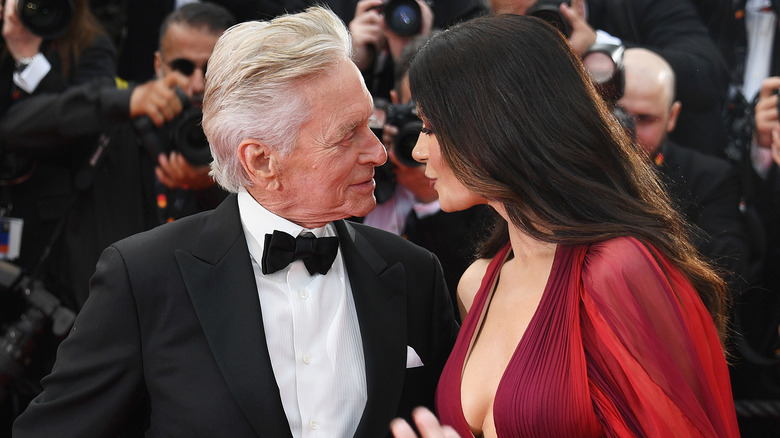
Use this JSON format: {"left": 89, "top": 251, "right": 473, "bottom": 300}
{"left": 435, "top": 237, "right": 740, "bottom": 437}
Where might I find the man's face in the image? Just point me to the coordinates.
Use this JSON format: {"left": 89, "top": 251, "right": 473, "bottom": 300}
{"left": 155, "top": 23, "right": 219, "bottom": 109}
{"left": 617, "top": 75, "right": 678, "bottom": 158}
{"left": 270, "top": 58, "right": 388, "bottom": 228}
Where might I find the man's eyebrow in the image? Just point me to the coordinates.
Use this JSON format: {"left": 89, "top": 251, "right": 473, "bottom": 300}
{"left": 334, "top": 114, "right": 369, "bottom": 141}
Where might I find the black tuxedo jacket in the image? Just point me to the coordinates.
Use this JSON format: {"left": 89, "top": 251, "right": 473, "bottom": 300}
{"left": 13, "top": 194, "right": 459, "bottom": 437}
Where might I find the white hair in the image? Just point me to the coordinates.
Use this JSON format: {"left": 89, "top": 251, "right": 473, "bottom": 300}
{"left": 202, "top": 6, "right": 353, "bottom": 193}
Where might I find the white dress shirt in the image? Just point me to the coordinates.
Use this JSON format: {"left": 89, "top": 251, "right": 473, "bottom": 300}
{"left": 362, "top": 184, "right": 441, "bottom": 236}
{"left": 237, "top": 189, "right": 366, "bottom": 438}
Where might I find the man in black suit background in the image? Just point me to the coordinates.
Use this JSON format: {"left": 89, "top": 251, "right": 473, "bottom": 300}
{"left": 13, "top": 6, "right": 458, "bottom": 437}
{"left": 617, "top": 47, "right": 754, "bottom": 291}
{"left": 490, "top": 0, "right": 730, "bottom": 158}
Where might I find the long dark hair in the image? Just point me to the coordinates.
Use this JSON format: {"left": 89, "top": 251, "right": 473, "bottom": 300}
{"left": 52, "top": 0, "right": 107, "bottom": 74}
{"left": 409, "top": 14, "right": 729, "bottom": 340}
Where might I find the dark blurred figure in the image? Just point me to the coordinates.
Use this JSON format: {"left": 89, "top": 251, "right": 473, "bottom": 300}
{"left": 618, "top": 48, "right": 754, "bottom": 293}
{"left": 1, "top": 0, "right": 234, "bottom": 309}
{"left": 339, "top": 0, "right": 488, "bottom": 101}
{"left": 1, "top": 0, "right": 115, "bottom": 111}
{"left": 0, "top": 0, "right": 116, "bottom": 434}
{"left": 0, "top": 3, "right": 234, "bottom": 434}
{"left": 691, "top": 1, "right": 780, "bottom": 434}
{"left": 490, "top": 0, "right": 730, "bottom": 159}
{"left": 117, "top": 0, "right": 310, "bottom": 82}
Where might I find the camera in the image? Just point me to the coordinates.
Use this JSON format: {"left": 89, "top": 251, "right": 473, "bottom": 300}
{"left": 11, "top": 0, "right": 75, "bottom": 39}
{"left": 370, "top": 0, "right": 424, "bottom": 37}
{"left": 0, "top": 260, "right": 75, "bottom": 400}
{"left": 386, "top": 100, "right": 423, "bottom": 167}
{"left": 133, "top": 88, "right": 212, "bottom": 167}
{"left": 582, "top": 44, "right": 635, "bottom": 140}
{"left": 582, "top": 43, "right": 625, "bottom": 104}
{"left": 527, "top": 0, "right": 571, "bottom": 38}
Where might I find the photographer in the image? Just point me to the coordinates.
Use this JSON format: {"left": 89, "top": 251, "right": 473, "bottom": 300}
{"left": 1, "top": 0, "right": 115, "bottom": 111}
{"left": 359, "top": 34, "right": 489, "bottom": 318}
{"left": 0, "top": 3, "right": 234, "bottom": 312}
{"left": 348, "top": 0, "right": 436, "bottom": 101}
{"left": 491, "top": 0, "right": 730, "bottom": 158}
{"left": 0, "top": 0, "right": 118, "bottom": 432}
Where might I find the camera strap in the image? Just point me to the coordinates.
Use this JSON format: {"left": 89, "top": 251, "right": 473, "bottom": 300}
{"left": 28, "top": 133, "right": 112, "bottom": 289}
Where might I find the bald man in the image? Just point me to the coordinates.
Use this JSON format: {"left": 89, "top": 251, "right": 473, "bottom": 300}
{"left": 618, "top": 47, "right": 755, "bottom": 292}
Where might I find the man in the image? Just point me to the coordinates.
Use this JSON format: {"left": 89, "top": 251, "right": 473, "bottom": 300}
{"left": 490, "top": 0, "right": 730, "bottom": 158}
{"left": 13, "top": 6, "right": 458, "bottom": 437}
{"left": 617, "top": 48, "right": 754, "bottom": 291}
{"left": 117, "top": 0, "right": 311, "bottom": 82}
{"left": 0, "top": 2, "right": 234, "bottom": 309}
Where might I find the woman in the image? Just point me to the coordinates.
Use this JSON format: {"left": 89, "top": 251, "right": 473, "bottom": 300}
{"left": 392, "top": 13, "right": 739, "bottom": 438}
{"left": 2, "top": 0, "right": 115, "bottom": 90}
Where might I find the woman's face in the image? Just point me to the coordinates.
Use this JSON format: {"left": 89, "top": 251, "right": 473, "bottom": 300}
{"left": 411, "top": 123, "right": 487, "bottom": 212}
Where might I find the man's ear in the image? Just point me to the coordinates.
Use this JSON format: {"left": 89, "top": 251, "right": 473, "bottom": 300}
{"left": 237, "top": 139, "right": 281, "bottom": 190}
{"left": 667, "top": 101, "right": 682, "bottom": 133}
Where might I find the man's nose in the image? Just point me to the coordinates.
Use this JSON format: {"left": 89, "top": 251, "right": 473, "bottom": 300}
{"left": 363, "top": 130, "right": 388, "bottom": 166}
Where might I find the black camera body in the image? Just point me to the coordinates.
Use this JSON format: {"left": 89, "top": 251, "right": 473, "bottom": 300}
{"left": 386, "top": 100, "right": 423, "bottom": 167}
{"left": 10, "top": 0, "right": 75, "bottom": 39}
{"left": 133, "top": 88, "right": 212, "bottom": 167}
{"left": 527, "top": 0, "right": 572, "bottom": 38}
{"left": 370, "top": 0, "right": 423, "bottom": 37}
{"left": 0, "top": 260, "right": 75, "bottom": 400}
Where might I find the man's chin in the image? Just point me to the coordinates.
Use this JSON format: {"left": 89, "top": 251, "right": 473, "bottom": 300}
{"left": 348, "top": 196, "right": 378, "bottom": 219}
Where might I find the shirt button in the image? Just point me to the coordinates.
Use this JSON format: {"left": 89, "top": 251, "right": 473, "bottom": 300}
{"left": 309, "top": 420, "right": 319, "bottom": 430}
{"left": 299, "top": 289, "right": 309, "bottom": 300}
{"left": 302, "top": 355, "right": 311, "bottom": 365}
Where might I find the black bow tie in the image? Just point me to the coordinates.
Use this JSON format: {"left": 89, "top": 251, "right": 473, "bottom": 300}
{"left": 261, "top": 230, "right": 339, "bottom": 275}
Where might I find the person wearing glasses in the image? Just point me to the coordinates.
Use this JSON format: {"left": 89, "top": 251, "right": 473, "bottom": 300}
{"left": 0, "top": 2, "right": 235, "bottom": 314}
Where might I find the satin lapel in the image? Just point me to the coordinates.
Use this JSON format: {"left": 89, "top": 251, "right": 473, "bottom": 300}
{"left": 335, "top": 220, "right": 407, "bottom": 438}
{"left": 175, "top": 195, "right": 291, "bottom": 438}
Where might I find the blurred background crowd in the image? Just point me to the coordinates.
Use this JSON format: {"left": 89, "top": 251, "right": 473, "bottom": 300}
{"left": 0, "top": 0, "right": 778, "bottom": 435}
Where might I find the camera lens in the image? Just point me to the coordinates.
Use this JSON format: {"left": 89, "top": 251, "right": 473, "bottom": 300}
{"left": 394, "top": 121, "right": 423, "bottom": 167}
{"left": 173, "top": 111, "right": 212, "bottom": 166}
{"left": 17, "top": 0, "right": 74, "bottom": 39}
{"left": 384, "top": 0, "right": 422, "bottom": 37}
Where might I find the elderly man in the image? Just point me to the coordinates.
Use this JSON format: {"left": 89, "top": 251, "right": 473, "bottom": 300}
{"left": 12, "top": 6, "right": 458, "bottom": 438}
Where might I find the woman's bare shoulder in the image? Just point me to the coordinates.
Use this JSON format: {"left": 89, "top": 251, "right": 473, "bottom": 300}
{"left": 457, "top": 258, "right": 492, "bottom": 317}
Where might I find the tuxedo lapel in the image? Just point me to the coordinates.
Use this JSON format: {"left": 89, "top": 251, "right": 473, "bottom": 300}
{"left": 335, "top": 220, "right": 408, "bottom": 438}
{"left": 175, "top": 195, "right": 292, "bottom": 438}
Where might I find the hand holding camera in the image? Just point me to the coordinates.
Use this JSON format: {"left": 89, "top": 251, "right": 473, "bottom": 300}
{"left": 350, "top": 0, "right": 434, "bottom": 70}
{"left": 528, "top": 0, "right": 596, "bottom": 57}
{"left": 132, "top": 73, "right": 214, "bottom": 190}
{"left": 129, "top": 72, "right": 189, "bottom": 127}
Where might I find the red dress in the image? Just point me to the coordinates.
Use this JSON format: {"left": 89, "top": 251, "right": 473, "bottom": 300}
{"left": 435, "top": 237, "right": 740, "bottom": 437}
